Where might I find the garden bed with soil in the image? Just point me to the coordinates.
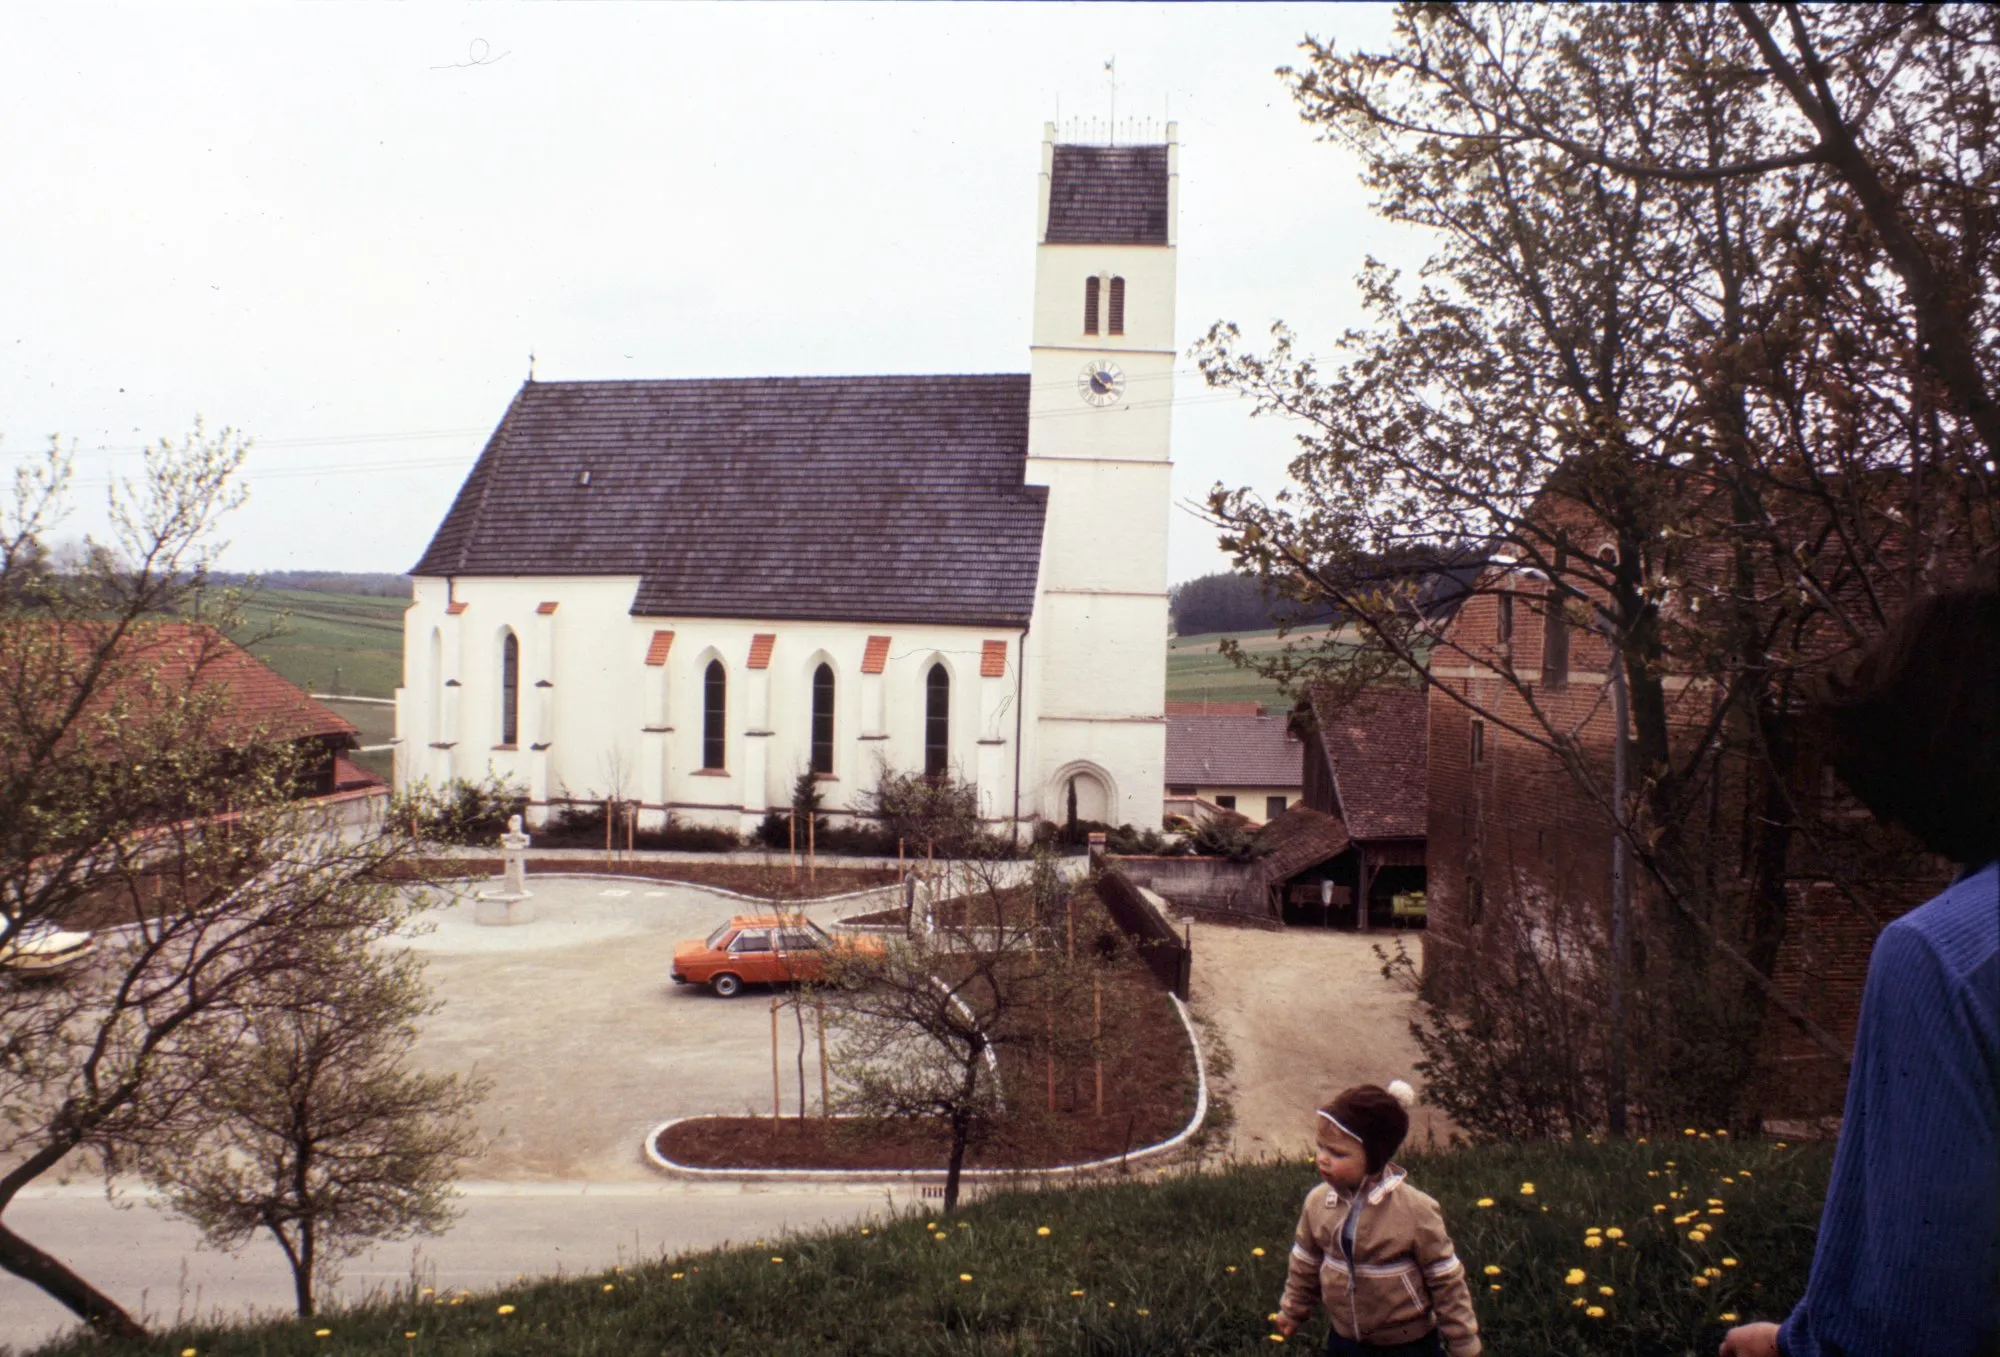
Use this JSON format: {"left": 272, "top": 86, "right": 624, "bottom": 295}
{"left": 385, "top": 858, "right": 900, "bottom": 900}
{"left": 654, "top": 961, "right": 1197, "bottom": 1171}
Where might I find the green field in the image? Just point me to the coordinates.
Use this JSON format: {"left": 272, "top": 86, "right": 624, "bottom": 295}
{"left": 232, "top": 588, "right": 407, "bottom": 700}
{"left": 1165, "top": 625, "right": 1351, "bottom": 711}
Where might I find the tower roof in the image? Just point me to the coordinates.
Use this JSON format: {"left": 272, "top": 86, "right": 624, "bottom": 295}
{"left": 1045, "top": 143, "right": 1170, "bottom": 245}
{"left": 412, "top": 374, "right": 1050, "bottom": 630}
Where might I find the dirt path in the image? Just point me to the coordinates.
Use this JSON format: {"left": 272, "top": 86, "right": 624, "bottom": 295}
{"left": 1186, "top": 922, "right": 1454, "bottom": 1160}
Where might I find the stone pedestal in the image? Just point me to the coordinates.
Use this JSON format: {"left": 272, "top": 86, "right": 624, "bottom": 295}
{"left": 475, "top": 815, "right": 536, "bottom": 926}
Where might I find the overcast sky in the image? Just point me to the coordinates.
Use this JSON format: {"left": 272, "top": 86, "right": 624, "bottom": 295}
{"left": 1, "top": 3, "right": 1424, "bottom": 584}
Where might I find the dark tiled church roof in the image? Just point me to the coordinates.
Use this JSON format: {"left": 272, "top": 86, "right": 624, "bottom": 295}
{"left": 413, "top": 374, "right": 1048, "bottom": 629}
{"left": 1046, "top": 144, "right": 1169, "bottom": 245}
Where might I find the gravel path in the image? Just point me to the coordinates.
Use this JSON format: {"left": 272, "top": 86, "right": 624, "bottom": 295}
{"left": 1186, "top": 922, "right": 1454, "bottom": 1160}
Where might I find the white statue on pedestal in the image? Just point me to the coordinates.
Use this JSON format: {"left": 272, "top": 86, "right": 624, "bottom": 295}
{"left": 476, "top": 813, "right": 536, "bottom": 926}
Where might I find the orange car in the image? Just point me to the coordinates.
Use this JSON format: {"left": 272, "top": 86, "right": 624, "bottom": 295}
{"left": 670, "top": 914, "right": 882, "bottom": 997}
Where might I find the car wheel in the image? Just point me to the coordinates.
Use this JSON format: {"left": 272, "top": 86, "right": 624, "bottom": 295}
{"left": 710, "top": 972, "right": 743, "bottom": 998}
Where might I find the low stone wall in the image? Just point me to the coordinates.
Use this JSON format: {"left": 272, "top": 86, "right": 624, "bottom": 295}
{"left": 1103, "top": 854, "right": 1272, "bottom": 927}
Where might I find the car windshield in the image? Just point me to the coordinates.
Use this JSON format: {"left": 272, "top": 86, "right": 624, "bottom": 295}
{"left": 704, "top": 923, "right": 734, "bottom": 950}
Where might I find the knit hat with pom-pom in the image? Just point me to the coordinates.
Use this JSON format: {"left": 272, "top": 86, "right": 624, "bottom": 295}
{"left": 1318, "top": 1080, "right": 1417, "bottom": 1174}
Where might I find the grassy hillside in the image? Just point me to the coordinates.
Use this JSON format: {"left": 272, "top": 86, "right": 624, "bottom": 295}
{"left": 32, "top": 1136, "right": 1829, "bottom": 1357}
{"left": 1166, "top": 625, "right": 1350, "bottom": 711}
{"left": 231, "top": 588, "right": 406, "bottom": 700}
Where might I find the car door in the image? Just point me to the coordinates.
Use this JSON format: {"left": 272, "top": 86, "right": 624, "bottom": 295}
{"left": 776, "top": 927, "right": 825, "bottom": 983}
{"left": 728, "top": 928, "right": 777, "bottom": 983}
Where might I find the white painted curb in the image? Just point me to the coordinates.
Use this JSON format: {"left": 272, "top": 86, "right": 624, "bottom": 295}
{"left": 445, "top": 871, "right": 903, "bottom": 909}
{"left": 642, "top": 993, "right": 1209, "bottom": 1184}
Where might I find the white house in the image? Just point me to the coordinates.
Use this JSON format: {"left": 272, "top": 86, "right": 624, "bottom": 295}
{"left": 394, "top": 125, "right": 1177, "bottom": 838}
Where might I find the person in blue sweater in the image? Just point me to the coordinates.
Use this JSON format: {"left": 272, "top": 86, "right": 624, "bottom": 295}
{"left": 1722, "top": 583, "right": 1999, "bottom": 1357}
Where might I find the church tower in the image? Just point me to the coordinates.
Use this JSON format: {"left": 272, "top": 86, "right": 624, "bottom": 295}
{"left": 1022, "top": 123, "right": 1176, "bottom": 830}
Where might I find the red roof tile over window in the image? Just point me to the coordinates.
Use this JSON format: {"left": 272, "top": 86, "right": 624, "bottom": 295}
{"left": 747, "top": 634, "right": 776, "bottom": 670}
{"left": 1308, "top": 687, "right": 1429, "bottom": 842}
{"left": 980, "top": 639, "right": 1008, "bottom": 678}
{"left": 445, "top": 601, "right": 468, "bottom": 615}
{"left": 644, "top": 630, "right": 674, "bottom": 666}
{"left": 1163, "top": 714, "right": 1302, "bottom": 788}
{"left": 535, "top": 601, "right": 559, "bottom": 615}
{"left": 862, "top": 635, "right": 892, "bottom": 674}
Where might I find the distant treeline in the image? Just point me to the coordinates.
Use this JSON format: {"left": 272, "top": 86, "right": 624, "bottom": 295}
{"left": 1170, "top": 549, "right": 1483, "bottom": 637}
{"left": 220, "top": 571, "right": 413, "bottom": 598}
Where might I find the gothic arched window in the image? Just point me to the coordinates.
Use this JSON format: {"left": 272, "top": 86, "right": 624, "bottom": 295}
{"left": 703, "top": 659, "right": 727, "bottom": 770}
{"left": 1108, "top": 276, "right": 1126, "bottom": 335}
{"left": 499, "top": 631, "right": 520, "bottom": 746}
{"left": 924, "top": 663, "right": 950, "bottom": 780}
{"left": 810, "top": 663, "right": 835, "bottom": 776}
{"left": 1083, "top": 276, "right": 1100, "bottom": 335}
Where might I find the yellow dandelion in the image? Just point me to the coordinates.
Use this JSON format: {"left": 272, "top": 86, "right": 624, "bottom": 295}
{"left": 1685, "top": 1127, "right": 1697, "bottom": 1136}
{"left": 861, "top": 1228, "right": 871, "bottom": 1235}
{"left": 1717, "top": 1129, "right": 1730, "bottom": 1137}
{"left": 1270, "top": 1336, "right": 1286, "bottom": 1344}
{"left": 420, "top": 1287, "right": 435, "bottom": 1296}
{"left": 1666, "top": 1160, "right": 1678, "bottom": 1168}
{"left": 1252, "top": 1246, "right": 1266, "bottom": 1257}
{"left": 1722, "top": 1257, "right": 1739, "bottom": 1267}
{"left": 959, "top": 1273, "right": 973, "bottom": 1283}
{"left": 404, "top": 1334, "right": 416, "bottom": 1340}
{"left": 1605, "top": 1228, "right": 1624, "bottom": 1239}
{"left": 1690, "top": 1230, "right": 1709, "bottom": 1242}
{"left": 1071, "top": 1289, "right": 1086, "bottom": 1297}
{"left": 1489, "top": 1283, "right": 1502, "bottom": 1292}
{"left": 1704, "top": 1267, "right": 1724, "bottom": 1278}
{"left": 772, "top": 1256, "right": 785, "bottom": 1263}
{"left": 1037, "top": 1226, "right": 1051, "bottom": 1237}
{"left": 1586, "top": 1305, "right": 1605, "bottom": 1318}
{"left": 602, "top": 1284, "right": 615, "bottom": 1293}
{"left": 449, "top": 1297, "right": 463, "bottom": 1307}
{"left": 1599, "top": 1285, "right": 1614, "bottom": 1296}
{"left": 496, "top": 1304, "right": 516, "bottom": 1315}
{"left": 1227, "top": 1265, "right": 1238, "bottom": 1274}
{"left": 1720, "top": 1312, "right": 1740, "bottom": 1322}
{"left": 1519, "top": 1182, "right": 1536, "bottom": 1195}
{"left": 1654, "top": 1204, "right": 1667, "bottom": 1213}
{"left": 1565, "top": 1268, "right": 1587, "bottom": 1285}
{"left": 1708, "top": 1197, "right": 1725, "bottom": 1206}
{"left": 1637, "top": 1137, "right": 1649, "bottom": 1144}
{"left": 1647, "top": 1170, "right": 1660, "bottom": 1178}
{"left": 1775, "top": 1141, "right": 1789, "bottom": 1149}
{"left": 672, "top": 1272, "right": 684, "bottom": 1280}
{"left": 957, "top": 1222, "right": 969, "bottom": 1229}
{"left": 1106, "top": 1301, "right": 1117, "bottom": 1309}
{"left": 1483, "top": 1264, "right": 1502, "bottom": 1276}
{"left": 1476, "top": 1197, "right": 1495, "bottom": 1208}
{"left": 1700, "top": 1133, "right": 1713, "bottom": 1141}
{"left": 1572, "top": 1297, "right": 1587, "bottom": 1309}
{"left": 316, "top": 1331, "right": 332, "bottom": 1339}
{"left": 183, "top": 1350, "right": 198, "bottom": 1357}
{"left": 1268, "top": 1313, "right": 1282, "bottom": 1323}
{"left": 1693, "top": 1276, "right": 1711, "bottom": 1288}
{"left": 1723, "top": 1177, "right": 1736, "bottom": 1185}
{"left": 1584, "top": 1236, "right": 1603, "bottom": 1249}
{"left": 1138, "top": 1309, "right": 1150, "bottom": 1316}
{"left": 1739, "top": 1170, "right": 1753, "bottom": 1178}
{"left": 1709, "top": 1208, "right": 1726, "bottom": 1216}
{"left": 1586, "top": 1226, "right": 1603, "bottom": 1235}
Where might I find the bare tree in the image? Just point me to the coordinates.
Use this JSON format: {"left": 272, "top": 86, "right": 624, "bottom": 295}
{"left": 0, "top": 429, "right": 439, "bottom": 1335}
{"left": 816, "top": 853, "right": 1105, "bottom": 1212}
{"left": 138, "top": 939, "right": 485, "bottom": 1317}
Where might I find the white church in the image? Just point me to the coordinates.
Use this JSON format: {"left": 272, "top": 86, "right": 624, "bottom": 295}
{"left": 394, "top": 126, "right": 1177, "bottom": 838}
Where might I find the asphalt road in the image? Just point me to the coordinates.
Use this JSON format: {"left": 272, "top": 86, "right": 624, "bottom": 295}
{"left": 0, "top": 1178, "right": 917, "bottom": 1353}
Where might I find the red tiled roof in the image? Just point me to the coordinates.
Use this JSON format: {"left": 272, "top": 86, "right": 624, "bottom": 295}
{"left": 41, "top": 622, "right": 358, "bottom": 749}
{"left": 644, "top": 630, "right": 674, "bottom": 666}
{"left": 747, "top": 634, "right": 776, "bottom": 670}
{"left": 862, "top": 635, "right": 891, "bottom": 674}
{"left": 332, "top": 753, "right": 387, "bottom": 791}
{"left": 1253, "top": 804, "right": 1353, "bottom": 881}
{"left": 981, "top": 639, "right": 1008, "bottom": 678}
{"left": 535, "top": 601, "right": 559, "bottom": 615}
{"left": 1164, "top": 700, "right": 1265, "bottom": 716}
{"left": 1164, "top": 713, "right": 1303, "bottom": 788}
{"left": 445, "top": 600, "right": 468, "bottom": 615}
{"left": 1307, "top": 687, "right": 1428, "bottom": 842}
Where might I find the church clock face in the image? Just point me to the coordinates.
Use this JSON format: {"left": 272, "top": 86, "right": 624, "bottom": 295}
{"left": 1077, "top": 359, "right": 1125, "bottom": 407}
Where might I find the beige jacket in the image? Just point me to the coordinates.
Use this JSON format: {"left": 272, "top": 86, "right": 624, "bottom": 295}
{"left": 1279, "top": 1165, "right": 1481, "bottom": 1357}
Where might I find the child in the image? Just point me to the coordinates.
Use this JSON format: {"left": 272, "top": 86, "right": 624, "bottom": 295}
{"left": 1274, "top": 1081, "right": 1481, "bottom": 1357}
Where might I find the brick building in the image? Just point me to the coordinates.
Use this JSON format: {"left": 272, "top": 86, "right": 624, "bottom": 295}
{"left": 1422, "top": 562, "right": 1944, "bottom": 1120}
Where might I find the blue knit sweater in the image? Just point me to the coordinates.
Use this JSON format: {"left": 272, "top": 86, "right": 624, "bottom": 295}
{"left": 1779, "top": 860, "right": 2000, "bottom": 1357}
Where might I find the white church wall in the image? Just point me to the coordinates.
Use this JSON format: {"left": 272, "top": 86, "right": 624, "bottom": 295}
{"left": 397, "top": 584, "right": 1028, "bottom": 836}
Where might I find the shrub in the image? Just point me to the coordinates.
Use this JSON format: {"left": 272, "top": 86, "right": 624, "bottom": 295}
{"left": 867, "top": 769, "right": 985, "bottom": 856}
{"left": 389, "top": 777, "right": 525, "bottom": 846}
